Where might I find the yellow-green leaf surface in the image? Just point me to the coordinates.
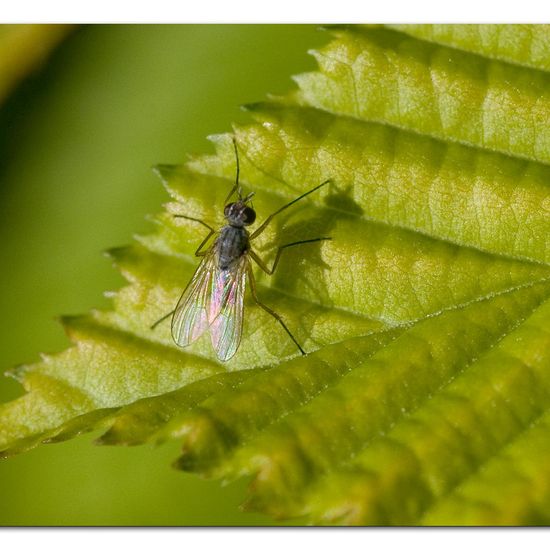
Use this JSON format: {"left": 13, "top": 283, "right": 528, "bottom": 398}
{"left": 1, "top": 25, "right": 550, "bottom": 525}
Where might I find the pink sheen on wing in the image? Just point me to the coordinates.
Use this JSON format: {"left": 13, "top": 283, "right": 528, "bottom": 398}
{"left": 209, "top": 269, "right": 232, "bottom": 322}
{"left": 187, "top": 308, "right": 209, "bottom": 342}
{"left": 210, "top": 258, "right": 247, "bottom": 361}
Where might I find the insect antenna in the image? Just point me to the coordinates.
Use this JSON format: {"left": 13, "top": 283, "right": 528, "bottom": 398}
{"left": 224, "top": 136, "right": 243, "bottom": 204}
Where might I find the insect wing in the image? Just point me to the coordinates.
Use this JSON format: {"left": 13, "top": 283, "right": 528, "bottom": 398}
{"left": 171, "top": 249, "right": 217, "bottom": 347}
{"left": 209, "top": 255, "right": 248, "bottom": 361}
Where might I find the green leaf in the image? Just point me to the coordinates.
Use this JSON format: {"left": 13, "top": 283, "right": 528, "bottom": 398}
{"left": 1, "top": 24, "right": 550, "bottom": 525}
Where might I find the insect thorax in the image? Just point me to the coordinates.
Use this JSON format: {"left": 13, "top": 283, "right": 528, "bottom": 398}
{"left": 216, "top": 225, "right": 250, "bottom": 270}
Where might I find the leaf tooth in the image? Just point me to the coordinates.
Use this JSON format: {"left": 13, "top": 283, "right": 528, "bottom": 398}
{"left": 59, "top": 314, "right": 89, "bottom": 341}
{"left": 152, "top": 164, "right": 179, "bottom": 185}
{"left": 4, "top": 363, "right": 28, "bottom": 382}
{"left": 104, "top": 245, "right": 132, "bottom": 263}
{"left": 102, "top": 244, "right": 162, "bottom": 286}
{"left": 172, "top": 410, "right": 237, "bottom": 474}
{"left": 44, "top": 408, "right": 116, "bottom": 444}
{"left": 240, "top": 101, "right": 271, "bottom": 114}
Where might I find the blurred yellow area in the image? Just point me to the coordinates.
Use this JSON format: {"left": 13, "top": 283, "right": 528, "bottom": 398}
{"left": 0, "top": 25, "right": 72, "bottom": 104}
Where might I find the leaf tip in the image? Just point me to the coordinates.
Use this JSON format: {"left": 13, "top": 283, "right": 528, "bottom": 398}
{"left": 152, "top": 164, "right": 181, "bottom": 186}
{"left": 103, "top": 245, "right": 128, "bottom": 262}
{"left": 240, "top": 102, "right": 265, "bottom": 113}
{"left": 94, "top": 432, "right": 124, "bottom": 446}
{"left": 59, "top": 314, "right": 93, "bottom": 340}
{"left": 58, "top": 313, "right": 81, "bottom": 327}
{"left": 4, "top": 363, "right": 28, "bottom": 382}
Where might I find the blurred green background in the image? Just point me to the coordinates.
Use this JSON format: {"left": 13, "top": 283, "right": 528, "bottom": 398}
{"left": 0, "top": 24, "right": 324, "bottom": 526}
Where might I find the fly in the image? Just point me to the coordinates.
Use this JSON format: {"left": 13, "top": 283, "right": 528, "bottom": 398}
{"left": 152, "top": 138, "right": 330, "bottom": 361}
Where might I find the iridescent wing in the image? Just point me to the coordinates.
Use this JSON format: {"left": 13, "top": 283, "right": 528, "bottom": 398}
{"left": 209, "top": 254, "right": 248, "bottom": 362}
{"left": 171, "top": 248, "right": 217, "bottom": 348}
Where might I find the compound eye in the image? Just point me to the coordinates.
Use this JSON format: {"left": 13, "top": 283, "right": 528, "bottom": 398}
{"left": 243, "top": 206, "right": 256, "bottom": 225}
{"left": 224, "top": 203, "right": 235, "bottom": 217}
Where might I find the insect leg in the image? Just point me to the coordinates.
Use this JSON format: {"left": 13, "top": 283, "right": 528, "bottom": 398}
{"left": 150, "top": 308, "right": 176, "bottom": 330}
{"left": 194, "top": 230, "right": 216, "bottom": 257}
{"left": 247, "top": 264, "right": 305, "bottom": 356}
{"left": 173, "top": 214, "right": 215, "bottom": 232}
{"left": 173, "top": 214, "right": 215, "bottom": 256}
{"left": 249, "top": 237, "right": 331, "bottom": 275}
{"left": 250, "top": 179, "right": 331, "bottom": 240}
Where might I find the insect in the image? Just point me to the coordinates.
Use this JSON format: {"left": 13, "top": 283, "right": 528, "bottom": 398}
{"left": 152, "top": 138, "right": 330, "bottom": 361}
